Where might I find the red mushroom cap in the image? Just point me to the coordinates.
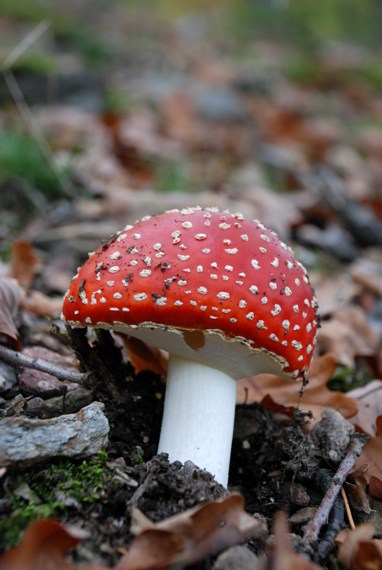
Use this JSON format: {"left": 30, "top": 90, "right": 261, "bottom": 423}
{"left": 62, "top": 207, "right": 319, "bottom": 380}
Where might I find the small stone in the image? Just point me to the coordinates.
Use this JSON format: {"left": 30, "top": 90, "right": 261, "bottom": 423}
{"left": 311, "top": 409, "right": 354, "bottom": 464}
{"left": 212, "top": 545, "right": 259, "bottom": 570}
{"left": 0, "top": 402, "right": 109, "bottom": 467}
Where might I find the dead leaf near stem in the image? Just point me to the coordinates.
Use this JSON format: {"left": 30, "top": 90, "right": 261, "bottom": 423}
{"left": 9, "top": 240, "right": 42, "bottom": 290}
{"left": 237, "top": 353, "right": 358, "bottom": 424}
{"left": 355, "top": 415, "right": 382, "bottom": 498}
{"left": 336, "top": 523, "right": 382, "bottom": 570}
{"left": 0, "top": 518, "right": 91, "bottom": 570}
{"left": 116, "top": 493, "right": 264, "bottom": 570}
{"left": 0, "top": 277, "right": 24, "bottom": 350}
{"left": 268, "top": 511, "right": 322, "bottom": 570}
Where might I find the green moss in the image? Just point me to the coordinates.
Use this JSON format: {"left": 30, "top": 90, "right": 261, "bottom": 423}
{"left": 0, "top": 452, "right": 112, "bottom": 550}
{"left": 328, "top": 364, "right": 373, "bottom": 393}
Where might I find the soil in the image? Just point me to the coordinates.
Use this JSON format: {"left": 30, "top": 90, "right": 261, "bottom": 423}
{"left": 0, "top": 328, "right": 360, "bottom": 567}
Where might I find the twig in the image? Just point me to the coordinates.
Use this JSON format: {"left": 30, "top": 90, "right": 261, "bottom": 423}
{"left": 0, "top": 344, "right": 91, "bottom": 384}
{"left": 341, "top": 487, "right": 356, "bottom": 530}
{"left": 303, "top": 434, "right": 368, "bottom": 544}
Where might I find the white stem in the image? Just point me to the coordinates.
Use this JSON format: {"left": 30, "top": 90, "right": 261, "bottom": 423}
{"left": 157, "top": 354, "right": 237, "bottom": 487}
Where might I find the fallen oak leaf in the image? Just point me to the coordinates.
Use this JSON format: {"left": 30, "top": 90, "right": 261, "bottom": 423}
{"left": 269, "top": 511, "right": 322, "bottom": 570}
{"left": 355, "top": 416, "right": 382, "bottom": 487}
{"left": 0, "top": 277, "right": 24, "bottom": 350}
{"left": 120, "top": 335, "right": 167, "bottom": 376}
{"left": 336, "top": 523, "right": 382, "bottom": 570}
{"left": 9, "top": 240, "right": 42, "bottom": 290}
{"left": 237, "top": 354, "right": 358, "bottom": 424}
{"left": 116, "top": 493, "right": 264, "bottom": 570}
{"left": 0, "top": 518, "right": 88, "bottom": 570}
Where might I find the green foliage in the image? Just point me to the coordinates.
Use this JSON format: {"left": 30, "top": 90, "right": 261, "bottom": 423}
{"left": 0, "top": 452, "right": 111, "bottom": 550}
{"left": 11, "top": 52, "right": 58, "bottom": 75}
{"left": 0, "top": 130, "right": 69, "bottom": 200}
{"left": 0, "top": 0, "right": 47, "bottom": 21}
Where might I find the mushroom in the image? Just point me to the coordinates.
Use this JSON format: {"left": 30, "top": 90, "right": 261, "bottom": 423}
{"left": 62, "top": 207, "right": 319, "bottom": 487}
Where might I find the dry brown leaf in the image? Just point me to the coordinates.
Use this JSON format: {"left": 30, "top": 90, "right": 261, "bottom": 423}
{"left": 355, "top": 416, "right": 382, "bottom": 486}
{"left": 345, "top": 465, "right": 371, "bottom": 514}
{"left": 317, "top": 306, "right": 380, "bottom": 368}
{"left": 9, "top": 240, "right": 42, "bottom": 290}
{"left": 336, "top": 524, "right": 382, "bottom": 570}
{"left": 120, "top": 335, "right": 168, "bottom": 376}
{"left": 0, "top": 277, "right": 24, "bottom": 350}
{"left": 20, "top": 290, "right": 63, "bottom": 318}
{"left": 348, "top": 380, "right": 382, "bottom": 436}
{"left": 269, "top": 511, "right": 322, "bottom": 570}
{"left": 237, "top": 353, "right": 358, "bottom": 423}
{"left": 0, "top": 518, "right": 89, "bottom": 570}
{"left": 116, "top": 493, "right": 262, "bottom": 570}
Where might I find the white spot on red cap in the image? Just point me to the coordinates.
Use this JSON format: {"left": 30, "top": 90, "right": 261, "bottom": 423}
{"left": 139, "top": 269, "right": 152, "bottom": 277}
{"left": 217, "top": 292, "right": 230, "bottom": 300}
{"left": 133, "top": 293, "right": 147, "bottom": 301}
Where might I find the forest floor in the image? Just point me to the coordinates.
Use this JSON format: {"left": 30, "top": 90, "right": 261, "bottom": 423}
{"left": 1, "top": 3, "right": 382, "bottom": 569}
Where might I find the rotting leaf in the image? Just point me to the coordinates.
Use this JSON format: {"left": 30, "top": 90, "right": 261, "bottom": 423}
{"left": 355, "top": 416, "right": 382, "bottom": 486}
{"left": 20, "top": 290, "right": 63, "bottom": 318}
{"left": 269, "top": 511, "right": 322, "bottom": 570}
{"left": 237, "top": 354, "right": 358, "bottom": 424}
{"left": 336, "top": 524, "right": 382, "bottom": 570}
{"left": 0, "top": 277, "right": 24, "bottom": 350}
{"left": 317, "top": 306, "right": 380, "bottom": 369}
{"left": 0, "top": 518, "right": 88, "bottom": 570}
{"left": 349, "top": 380, "right": 382, "bottom": 436}
{"left": 120, "top": 334, "right": 167, "bottom": 376}
{"left": 9, "top": 240, "right": 42, "bottom": 290}
{"left": 116, "top": 493, "right": 263, "bottom": 570}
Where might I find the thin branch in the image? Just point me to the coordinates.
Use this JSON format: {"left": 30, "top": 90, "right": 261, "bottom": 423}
{"left": 0, "top": 344, "right": 91, "bottom": 384}
{"left": 303, "top": 434, "right": 369, "bottom": 544}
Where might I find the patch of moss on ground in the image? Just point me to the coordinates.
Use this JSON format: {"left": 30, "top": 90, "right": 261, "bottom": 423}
{"left": 0, "top": 451, "right": 116, "bottom": 550}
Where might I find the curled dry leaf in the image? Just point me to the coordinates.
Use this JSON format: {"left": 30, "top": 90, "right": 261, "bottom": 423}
{"left": 317, "top": 306, "right": 380, "bottom": 368}
{"left": 120, "top": 335, "right": 168, "bottom": 376}
{"left": 20, "top": 290, "right": 63, "bottom": 318}
{"left": 237, "top": 353, "right": 358, "bottom": 424}
{"left": 349, "top": 380, "right": 382, "bottom": 436}
{"left": 345, "top": 465, "right": 371, "bottom": 514}
{"left": 336, "top": 524, "right": 382, "bottom": 570}
{"left": 9, "top": 240, "right": 42, "bottom": 290}
{"left": 116, "top": 493, "right": 263, "bottom": 570}
{"left": 269, "top": 511, "right": 322, "bottom": 570}
{"left": 355, "top": 416, "right": 382, "bottom": 490}
{"left": 0, "top": 518, "right": 89, "bottom": 570}
{"left": 0, "top": 277, "right": 24, "bottom": 350}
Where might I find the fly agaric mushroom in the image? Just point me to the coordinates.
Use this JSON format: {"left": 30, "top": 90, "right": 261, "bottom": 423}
{"left": 62, "top": 207, "right": 319, "bottom": 487}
